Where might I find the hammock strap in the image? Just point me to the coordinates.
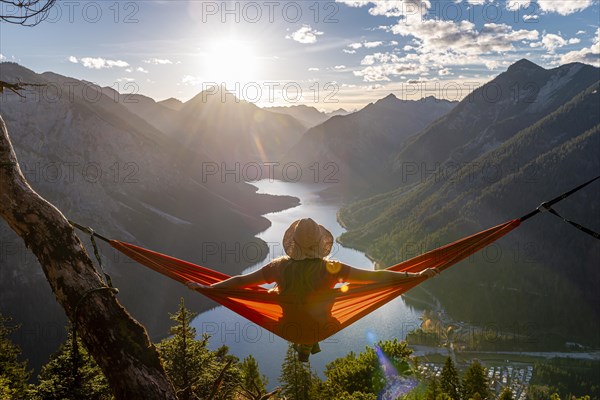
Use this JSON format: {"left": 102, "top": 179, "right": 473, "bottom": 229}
{"left": 519, "top": 175, "right": 600, "bottom": 222}
{"left": 68, "top": 220, "right": 113, "bottom": 287}
{"left": 538, "top": 203, "right": 600, "bottom": 240}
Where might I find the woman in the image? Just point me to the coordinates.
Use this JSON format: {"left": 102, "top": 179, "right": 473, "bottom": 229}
{"left": 187, "top": 218, "right": 438, "bottom": 361}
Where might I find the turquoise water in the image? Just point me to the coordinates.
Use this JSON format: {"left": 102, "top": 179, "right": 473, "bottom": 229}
{"left": 191, "top": 180, "right": 423, "bottom": 384}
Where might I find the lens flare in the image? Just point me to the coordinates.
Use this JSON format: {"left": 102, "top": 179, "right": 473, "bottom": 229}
{"left": 366, "top": 330, "right": 378, "bottom": 346}
{"left": 375, "top": 345, "right": 419, "bottom": 399}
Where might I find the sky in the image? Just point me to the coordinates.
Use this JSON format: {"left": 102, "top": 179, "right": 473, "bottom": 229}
{"left": 1, "top": 0, "right": 599, "bottom": 111}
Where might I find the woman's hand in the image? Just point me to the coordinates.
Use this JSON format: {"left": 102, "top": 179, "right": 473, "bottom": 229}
{"left": 418, "top": 268, "right": 440, "bottom": 278}
{"left": 185, "top": 281, "right": 211, "bottom": 291}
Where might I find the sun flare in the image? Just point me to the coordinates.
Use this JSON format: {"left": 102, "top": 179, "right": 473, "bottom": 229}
{"left": 203, "top": 39, "right": 259, "bottom": 86}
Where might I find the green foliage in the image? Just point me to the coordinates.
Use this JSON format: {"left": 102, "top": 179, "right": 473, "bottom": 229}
{"left": 279, "top": 343, "right": 319, "bottom": 400}
{"left": 527, "top": 358, "right": 599, "bottom": 400}
{"left": 320, "top": 339, "right": 413, "bottom": 398}
{"left": 34, "top": 328, "right": 112, "bottom": 400}
{"left": 424, "top": 377, "right": 441, "bottom": 400}
{"left": 499, "top": 387, "right": 515, "bottom": 400}
{"left": 0, "top": 314, "right": 31, "bottom": 400}
{"left": 337, "top": 391, "right": 378, "bottom": 399}
{"left": 238, "top": 354, "right": 268, "bottom": 400}
{"left": 461, "top": 360, "right": 489, "bottom": 400}
{"left": 157, "top": 298, "right": 241, "bottom": 400}
{"left": 439, "top": 357, "right": 461, "bottom": 400}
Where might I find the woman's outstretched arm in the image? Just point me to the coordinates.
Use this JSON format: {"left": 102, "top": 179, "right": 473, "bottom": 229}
{"left": 186, "top": 268, "right": 268, "bottom": 291}
{"left": 345, "top": 264, "right": 439, "bottom": 283}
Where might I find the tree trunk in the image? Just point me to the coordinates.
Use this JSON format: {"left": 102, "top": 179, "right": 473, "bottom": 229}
{"left": 0, "top": 115, "right": 178, "bottom": 399}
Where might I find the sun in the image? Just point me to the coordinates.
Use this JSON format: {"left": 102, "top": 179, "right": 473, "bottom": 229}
{"left": 203, "top": 39, "right": 259, "bottom": 86}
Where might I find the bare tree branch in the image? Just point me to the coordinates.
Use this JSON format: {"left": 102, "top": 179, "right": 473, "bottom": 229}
{"left": 0, "top": 0, "right": 56, "bottom": 26}
{"left": 0, "top": 114, "right": 178, "bottom": 399}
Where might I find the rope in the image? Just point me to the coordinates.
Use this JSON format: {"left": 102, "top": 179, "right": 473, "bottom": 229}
{"left": 538, "top": 203, "right": 600, "bottom": 239}
{"left": 68, "top": 220, "right": 113, "bottom": 286}
{"left": 519, "top": 175, "right": 600, "bottom": 222}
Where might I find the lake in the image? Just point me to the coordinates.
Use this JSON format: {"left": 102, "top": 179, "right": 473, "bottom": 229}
{"left": 191, "top": 180, "right": 424, "bottom": 385}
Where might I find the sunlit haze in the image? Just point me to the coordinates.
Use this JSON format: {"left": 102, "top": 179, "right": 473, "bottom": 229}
{"left": 1, "top": 0, "right": 598, "bottom": 110}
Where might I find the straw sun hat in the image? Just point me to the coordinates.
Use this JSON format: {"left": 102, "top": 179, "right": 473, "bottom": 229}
{"left": 283, "top": 218, "right": 334, "bottom": 260}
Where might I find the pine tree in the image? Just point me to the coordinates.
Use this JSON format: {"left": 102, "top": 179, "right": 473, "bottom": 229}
{"left": 425, "top": 377, "right": 441, "bottom": 400}
{"left": 0, "top": 314, "right": 31, "bottom": 400}
{"left": 462, "top": 360, "right": 489, "bottom": 400}
{"left": 279, "top": 343, "right": 317, "bottom": 400}
{"left": 439, "top": 357, "right": 461, "bottom": 400}
{"left": 158, "top": 298, "right": 218, "bottom": 400}
{"left": 34, "top": 328, "right": 112, "bottom": 400}
{"left": 499, "top": 387, "right": 515, "bottom": 400}
{"left": 238, "top": 355, "right": 268, "bottom": 399}
{"left": 212, "top": 345, "right": 241, "bottom": 400}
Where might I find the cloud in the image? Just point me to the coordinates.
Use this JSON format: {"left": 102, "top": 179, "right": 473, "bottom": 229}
{"left": 181, "top": 75, "right": 203, "bottom": 85}
{"left": 361, "top": 52, "right": 402, "bottom": 65}
{"left": 346, "top": 40, "right": 385, "bottom": 53}
{"left": 286, "top": 25, "right": 324, "bottom": 44}
{"left": 364, "top": 41, "right": 384, "bottom": 48}
{"left": 576, "top": 30, "right": 586, "bottom": 35}
{"left": 308, "top": 67, "right": 320, "bottom": 71}
{"left": 438, "top": 68, "right": 451, "bottom": 75}
{"left": 136, "top": 67, "right": 149, "bottom": 73}
{"left": 537, "top": 33, "right": 582, "bottom": 53}
{"left": 370, "top": 19, "right": 540, "bottom": 77}
{"left": 143, "top": 58, "right": 173, "bottom": 65}
{"left": 68, "top": 56, "right": 129, "bottom": 69}
{"left": 541, "top": 33, "right": 567, "bottom": 52}
{"left": 559, "top": 28, "right": 600, "bottom": 66}
{"left": 392, "top": 20, "right": 538, "bottom": 57}
{"left": 334, "top": 65, "right": 347, "bottom": 69}
{"left": 506, "top": 0, "right": 594, "bottom": 15}
{"left": 354, "top": 62, "right": 426, "bottom": 81}
{"left": 336, "top": 0, "right": 431, "bottom": 18}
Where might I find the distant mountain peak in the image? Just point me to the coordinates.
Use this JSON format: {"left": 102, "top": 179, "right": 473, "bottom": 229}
{"left": 507, "top": 58, "right": 545, "bottom": 73}
{"left": 158, "top": 97, "right": 183, "bottom": 111}
{"left": 184, "top": 86, "right": 246, "bottom": 109}
{"left": 374, "top": 93, "right": 399, "bottom": 106}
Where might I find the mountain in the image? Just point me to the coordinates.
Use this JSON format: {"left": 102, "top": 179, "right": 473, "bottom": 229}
{"left": 167, "top": 88, "right": 307, "bottom": 169}
{"left": 281, "top": 95, "right": 456, "bottom": 193}
{"left": 0, "top": 62, "right": 299, "bottom": 370}
{"left": 327, "top": 108, "right": 350, "bottom": 118}
{"left": 103, "top": 90, "right": 179, "bottom": 133}
{"left": 158, "top": 97, "right": 183, "bottom": 111}
{"left": 266, "top": 104, "right": 350, "bottom": 128}
{"left": 338, "top": 60, "right": 600, "bottom": 346}
{"left": 389, "top": 59, "right": 600, "bottom": 186}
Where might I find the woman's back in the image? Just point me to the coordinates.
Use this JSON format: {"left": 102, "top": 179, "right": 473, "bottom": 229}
{"left": 262, "top": 257, "right": 349, "bottom": 344}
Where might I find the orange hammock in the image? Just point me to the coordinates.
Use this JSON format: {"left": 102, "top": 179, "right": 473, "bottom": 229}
{"left": 110, "top": 219, "right": 521, "bottom": 344}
